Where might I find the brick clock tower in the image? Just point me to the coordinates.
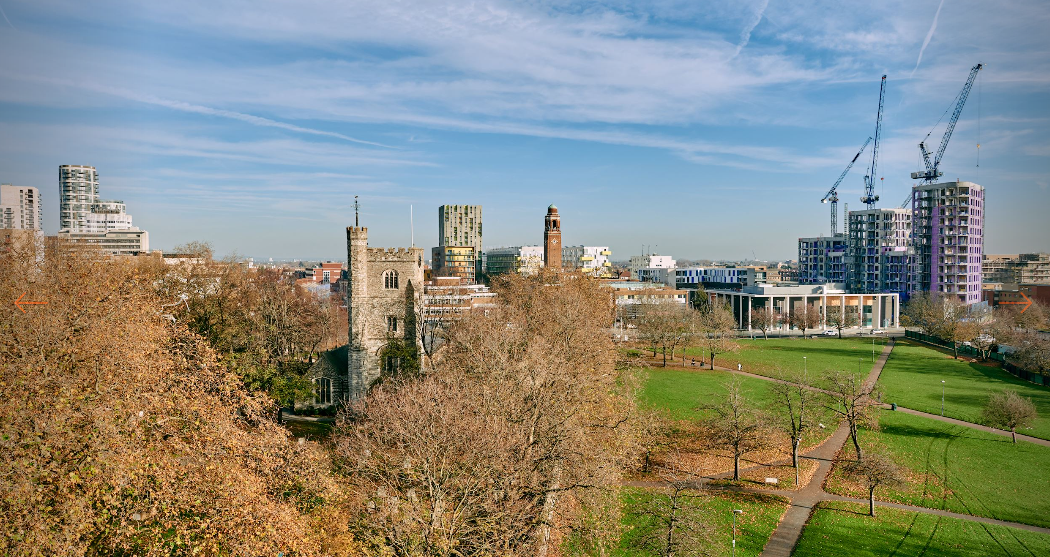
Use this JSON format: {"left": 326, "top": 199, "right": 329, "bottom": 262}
{"left": 544, "top": 204, "right": 562, "bottom": 271}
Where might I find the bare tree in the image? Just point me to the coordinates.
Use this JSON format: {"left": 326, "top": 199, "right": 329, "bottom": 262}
{"left": 771, "top": 369, "right": 816, "bottom": 486}
{"left": 843, "top": 449, "right": 906, "bottom": 516}
{"left": 789, "top": 305, "right": 821, "bottom": 338}
{"left": 901, "top": 292, "right": 941, "bottom": 335}
{"left": 935, "top": 295, "right": 978, "bottom": 359}
{"left": 822, "top": 369, "right": 881, "bottom": 460}
{"left": 982, "top": 390, "right": 1038, "bottom": 443}
{"left": 825, "top": 305, "right": 858, "bottom": 339}
{"left": 636, "top": 298, "right": 697, "bottom": 367}
{"left": 702, "top": 380, "right": 771, "bottom": 481}
{"left": 625, "top": 467, "right": 714, "bottom": 557}
{"left": 750, "top": 308, "right": 779, "bottom": 340}
{"left": 699, "top": 303, "right": 738, "bottom": 370}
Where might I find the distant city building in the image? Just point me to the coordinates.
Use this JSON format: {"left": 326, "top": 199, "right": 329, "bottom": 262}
{"left": 798, "top": 234, "right": 847, "bottom": 284}
{"left": 628, "top": 254, "right": 675, "bottom": 280}
{"left": 708, "top": 283, "right": 900, "bottom": 331}
{"left": 56, "top": 227, "right": 149, "bottom": 256}
{"left": 638, "top": 267, "right": 675, "bottom": 285}
{"left": 59, "top": 165, "right": 99, "bottom": 232}
{"left": 846, "top": 208, "right": 912, "bottom": 296}
{"left": 983, "top": 253, "right": 1050, "bottom": 285}
{"left": 83, "top": 200, "right": 134, "bottom": 233}
{"left": 562, "top": 245, "right": 612, "bottom": 277}
{"left": 910, "top": 181, "right": 985, "bottom": 304}
{"left": 0, "top": 184, "right": 42, "bottom": 230}
{"left": 486, "top": 245, "right": 544, "bottom": 276}
{"left": 423, "top": 276, "right": 497, "bottom": 322}
{"left": 672, "top": 266, "right": 756, "bottom": 289}
{"left": 435, "top": 204, "right": 482, "bottom": 281}
{"left": 982, "top": 283, "right": 1050, "bottom": 308}
{"left": 613, "top": 287, "right": 689, "bottom": 319}
{"left": 544, "top": 205, "right": 562, "bottom": 271}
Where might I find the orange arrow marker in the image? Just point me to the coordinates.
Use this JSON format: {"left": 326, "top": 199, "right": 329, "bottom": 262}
{"left": 14, "top": 292, "right": 47, "bottom": 313}
{"left": 1001, "top": 292, "right": 1033, "bottom": 314}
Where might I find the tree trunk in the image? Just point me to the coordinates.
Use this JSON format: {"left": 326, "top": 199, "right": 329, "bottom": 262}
{"left": 850, "top": 423, "right": 862, "bottom": 460}
{"left": 710, "top": 353, "right": 716, "bottom": 370}
{"left": 733, "top": 452, "right": 740, "bottom": 481}
{"left": 869, "top": 486, "right": 876, "bottom": 516}
{"left": 1012, "top": 428, "right": 1017, "bottom": 444}
{"left": 536, "top": 468, "right": 561, "bottom": 557}
{"left": 662, "top": 348, "right": 667, "bottom": 367}
{"left": 953, "top": 343, "right": 958, "bottom": 359}
{"left": 792, "top": 437, "right": 800, "bottom": 486}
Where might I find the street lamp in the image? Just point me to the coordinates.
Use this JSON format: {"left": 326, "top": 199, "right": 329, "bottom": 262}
{"left": 732, "top": 509, "right": 743, "bottom": 557}
{"left": 803, "top": 356, "right": 807, "bottom": 376}
{"left": 941, "top": 380, "right": 946, "bottom": 416}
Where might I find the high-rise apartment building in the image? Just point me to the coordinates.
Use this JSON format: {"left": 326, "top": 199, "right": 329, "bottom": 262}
{"left": 544, "top": 205, "right": 561, "bottom": 270}
{"left": 59, "top": 165, "right": 99, "bottom": 231}
{"left": 911, "top": 181, "right": 985, "bottom": 304}
{"left": 846, "top": 208, "right": 912, "bottom": 296}
{"left": 797, "top": 234, "right": 847, "bottom": 284}
{"left": 435, "top": 204, "right": 482, "bottom": 282}
{"left": 0, "top": 184, "right": 43, "bottom": 230}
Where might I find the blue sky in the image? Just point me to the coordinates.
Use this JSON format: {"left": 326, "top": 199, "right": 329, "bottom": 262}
{"left": 0, "top": 0, "right": 1047, "bottom": 260}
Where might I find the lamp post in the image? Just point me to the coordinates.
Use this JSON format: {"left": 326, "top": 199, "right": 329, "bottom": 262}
{"left": 941, "top": 380, "right": 946, "bottom": 416}
{"left": 803, "top": 356, "right": 807, "bottom": 376}
{"left": 732, "top": 509, "right": 743, "bottom": 557}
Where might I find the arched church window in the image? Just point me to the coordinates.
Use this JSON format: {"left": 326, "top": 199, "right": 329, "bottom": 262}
{"left": 384, "top": 270, "right": 399, "bottom": 289}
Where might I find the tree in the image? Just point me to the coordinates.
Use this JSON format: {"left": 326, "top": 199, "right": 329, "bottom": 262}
{"left": 699, "top": 303, "right": 738, "bottom": 370}
{"left": 822, "top": 369, "right": 881, "bottom": 460}
{"left": 624, "top": 468, "right": 714, "bottom": 557}
{"left": 901, "top": 292, "right": 941, "bottom": 335}
{"left": 935, "top": 295, "right": 976, "bottom": 359}
{"left": 843, "top": 450, "right": 906, "bottom": 516}
{"left": 750, "top": 307, "right": 779, "bottom": 340}
{"left": 636, "top": 298, "right": 697, "bottom": 367}
{"left": 0, "top": 242, "right": 347, "bottom": 555}
{"left": 789, "top": 304, "right": 821, "bottom": 338}
{"left": 336, "top": 271, "right": 637, "bottom": 556}
{"left": 702, "top": 380, "right": 771, "bottom": 481}
{"left": 771, "top": 369, "right": 816, "bottom": 486}
{"left": 982, "top": 390, "right": 1038, "bottom": 443}
{"left": 825, "top": 305, "right": 858, "bottom": 339}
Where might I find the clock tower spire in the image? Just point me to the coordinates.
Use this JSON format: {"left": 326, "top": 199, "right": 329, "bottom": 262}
{"left": 544, "top": 204, "right": 562, "bottom": 271}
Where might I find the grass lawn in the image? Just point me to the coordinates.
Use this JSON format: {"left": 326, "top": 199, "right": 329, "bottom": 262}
{"left": 283, "top": 419, "right": 333, "bottom": 441}
{"left": 612, "top": 489, "right": 786, "bottom": 557}
{"left": 825, "top": 409, "right": 1050, "bottom": 528}
{"left": 878, "top": 340, "right": 1050, "bottom": 440}
{"left": 793, "top": 501, "right": 1050, "bottom": 557}
{"left": 679, "top": 337, "right": 887, "bottom": 383}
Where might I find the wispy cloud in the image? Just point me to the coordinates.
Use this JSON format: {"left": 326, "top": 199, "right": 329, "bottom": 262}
{"left": 733, "top": 0, "right": 770, "bottom": 58}
{"left": 911, "top": 0, "right": 946, "bottom": 78}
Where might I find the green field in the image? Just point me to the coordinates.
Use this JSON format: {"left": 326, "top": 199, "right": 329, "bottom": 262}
{"left": 878, "top": 340, "right": 1050, "bottom": 440}
{"left": 638, "top": 366, "right": 839, "bottom": 451}
{"left": 681, "top": 337, "right": 887, "bottom": 383}
{"left": 614, "top": 489, "right": 786, "bottom": 557}
{"left": 825, "top": 409, "right": 1050, "bottom": 528}
{"left": 793, "top": 501, "right": 1050, "bottom": 557}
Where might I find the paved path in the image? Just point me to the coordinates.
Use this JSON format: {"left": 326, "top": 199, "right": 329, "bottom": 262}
{"left": 884, "top": 405, "right": 1050, "bottom": 447}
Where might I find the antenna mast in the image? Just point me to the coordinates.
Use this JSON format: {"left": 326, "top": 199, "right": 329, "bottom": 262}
{"left": 354, "top": 195, "right": 360, "bottom": 227}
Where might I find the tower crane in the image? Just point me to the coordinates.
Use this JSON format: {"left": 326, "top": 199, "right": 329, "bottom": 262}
{"left": 821, "top": 136, "right": 871, "bottom": 235}
{"left": 911, "top": 63, "right": 983, "bottom": 184}
{"left": 861, "top": 75, "right": 887, "bottom": 209}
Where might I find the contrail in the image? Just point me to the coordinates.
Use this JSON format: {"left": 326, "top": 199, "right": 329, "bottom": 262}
{"left": 911, "top": 0, "right": 946, "bottom": 77}
{"left": 733, "top": 0, "right": 770, "bottom": 59}
{"left": 0, "top": 2, "right": 15, "bottom": 29}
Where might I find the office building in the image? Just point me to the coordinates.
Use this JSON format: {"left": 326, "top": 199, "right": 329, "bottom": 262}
{"left": 57, "top": 227, "right": 149, "bottom": 256}
{"left": 435, "top": 204, "right": 482, "bottom": 281}
{"left": 846, "top": 208, "right": 912, "bottom": 296}
{"left": 709, "top": 283, "right": 900, "bottom": 331}
{"left": 59, "top": 165, "right": 100, "bottom": 232}
{"left": 628, "top": 254, "right": 675, "bottom": 280}
{"left": 486, "top": 245, "right": 544, "bottom": 276}
{"left": 798, "top": 234, "right": 847, "bottom": 284}
{"left": 910, "top": 181, "right": 985, "bottom": 304}
{"left": 562, "top": 245, "right": 612, "bottom": 277}
{"left": 672, "top": 266, "right": 756, "bottom": 289}
{"left": 0, "top": 184, "right": 42, "bottom": 230}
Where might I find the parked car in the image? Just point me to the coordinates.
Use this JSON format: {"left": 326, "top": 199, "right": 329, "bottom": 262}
{"left": 823, "top": 330, "right": 838, "bottom": 336}
{"left": 871, "top": 329, "right": 885, "bottom": 334}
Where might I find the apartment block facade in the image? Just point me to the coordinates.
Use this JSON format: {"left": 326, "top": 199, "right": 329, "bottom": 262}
{"left": 0, "top": 184, "right": 42, "bottom": 230}
{"left": 911, "top": 181, "right": 985, "bottom": 304}
{"left": 983, "top": 253, "right": 1050, "bottom": 285}
{"left": 846, "top": 208, "right": 912, "bottom": 296}
{"left": 797, "top": 234, "right": 847, "bottom": 284}
{"left": 436, "top": 204, "right": 482, "bottom": 281}
{"left": 485, "top": 245, "right": 544, "bottom": 276}
{"left": 562, "top": 245, "right": 612, "bottom": 277}
{"left": 59, "top": 165, "right": 100, "bottom": 232}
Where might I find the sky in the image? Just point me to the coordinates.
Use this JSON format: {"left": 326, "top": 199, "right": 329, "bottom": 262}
{"left": 0, "top": 0, "right": 1048, "bottom": 261}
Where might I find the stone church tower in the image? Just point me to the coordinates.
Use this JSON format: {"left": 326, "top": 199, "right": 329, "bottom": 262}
{"left": 544, "top": 204, "right": 562, "bottom": 271}
{"left": 346, "top": 226, "right": 425, "bottom": 400}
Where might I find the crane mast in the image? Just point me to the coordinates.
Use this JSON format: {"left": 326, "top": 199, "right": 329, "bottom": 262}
{"left": 821, "top": 136, "right": 871, "bottom": 235}
{"left": 861, "top": 75, "right": 887, "bottom": 209}
{"left": 912, "top": 63, "right": 983, "bottom": 183}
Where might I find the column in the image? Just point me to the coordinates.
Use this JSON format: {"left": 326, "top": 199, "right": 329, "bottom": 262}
{"left": 746, "top": 296, "right": 752, "bottom": 331}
